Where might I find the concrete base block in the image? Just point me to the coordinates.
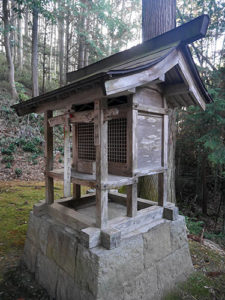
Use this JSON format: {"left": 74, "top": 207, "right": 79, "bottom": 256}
{"left": 22, "top": 212, "right": 193, "bottom": 300}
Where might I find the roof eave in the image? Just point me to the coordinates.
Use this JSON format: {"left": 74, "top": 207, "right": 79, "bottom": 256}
{"left": 180, "top": 45, "right": 213, "bottom": 104}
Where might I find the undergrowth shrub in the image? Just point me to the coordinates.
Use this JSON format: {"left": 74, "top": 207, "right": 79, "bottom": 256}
{"left": 15, "top": 168, "right": 22, "bottom": 177}
{"left": 28, "top": 153, "right": 39, "bottom": 165}
{"left": 5, "top": 162, "right": 12, "bottom": 169}
{"left": 1, "top": 143, "right": 16, "bottom": 155}
{"left": 0, "top": 54, "right": 8, "bottom": 81}
{"left": 1, "top": 155, "right": 14, "bottom": 163}
{"left": 22, "top": 138, "right": 43, "bottom": 154}
{"left": 15, "top": 82, "right": 29, "bottom": 102}
{"left": 185, "top": 217, "right": 204, "bottom": 235}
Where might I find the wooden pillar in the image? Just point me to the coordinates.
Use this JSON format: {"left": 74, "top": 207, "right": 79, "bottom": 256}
{"left": 44, "top": 110, "right": 54, "bottom": 204}
{"left": 72, "top": 124, "right": 81, "bottom": 199}
{"left": 127, "top": 98, "right": 138, "bottom": 217}
{"left": 94, "top": 99, "right": 108, "bottom": 228}
{"left": 158, "top": 97, "right": 168, "bottom": 206}
{"left": 127, "top": 183, "right": 137, "bottom": 217}
{"left": 64, "top": 114, "right": 71, "bottom": 197}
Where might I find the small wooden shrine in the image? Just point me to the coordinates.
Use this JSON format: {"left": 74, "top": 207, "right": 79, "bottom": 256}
{"left": 14, "top": 15, "right": 211, "bottom": 249}
{"left": 12, "top": 15, "right": 212, "bottom": 300}
{"left": 13, "top": 15, "right": 211, "bottom": 250}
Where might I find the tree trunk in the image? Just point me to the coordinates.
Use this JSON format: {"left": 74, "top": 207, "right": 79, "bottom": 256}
{"left": 32, "top": 6, "right": 39, "bottom": 97}
{"left": 78, "top": 0, "right": 86, "bottom": 69}
{"left": 10, "top": 0, "right": 15, "bottom": 61}
{"left": 17, "top": 6, "right": 23, "bottom": 71}
{"left": 84, "top": 1, "right": 90, "bottom": 67}
{"left": 2, "top": 0, "right": 18, "bottom": 99}
{"left": 167, "top": 108, "right": 177, "bottom": 203}
{"left": 24, "top": 7, "right": 29, "bottom": 38}
{"left": 42, "top": 20, "right": 47, "bottom": 93}
{"left": 142, "top": 0, "right": 176, "bottom": 41}
{"left": 139, "top": 0, "right": 176, "bottom": 203}
{"left": 48, "top": 22, "right": 54, "bottom": 82}
{"left": 58, "top": 0, "right": 65, "bottom": 86}
{"left": 65, "top": 8, "right": 70, "bottom": 74}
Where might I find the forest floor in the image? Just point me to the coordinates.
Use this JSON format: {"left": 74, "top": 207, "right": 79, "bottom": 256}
{"left": 0, "top": 181, "right": 225, "bottom": 300}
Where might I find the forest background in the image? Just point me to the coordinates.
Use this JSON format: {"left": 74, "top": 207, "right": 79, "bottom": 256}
{"left": 0, "top": 0, "right": 225, "bottom": 247}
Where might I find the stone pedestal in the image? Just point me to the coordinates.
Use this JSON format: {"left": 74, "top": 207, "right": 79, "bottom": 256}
{"left": 22, "top": 212, "right": 193, "bottom": 300}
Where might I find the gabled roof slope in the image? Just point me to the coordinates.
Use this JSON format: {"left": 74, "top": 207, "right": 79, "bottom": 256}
{"left": 12, "top": 14, "right": 212, "bottom": 116}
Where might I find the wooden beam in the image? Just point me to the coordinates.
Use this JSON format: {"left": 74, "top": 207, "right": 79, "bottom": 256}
{"left": 48, "top": 114, "right": 66, "bottom": 127}
{"left": 44, "top": 110, "right": 54, "bottom": 204}
{"left": 158, "top": 172, "right": 167, "bottom": 206}
{"left": 158, "top": 97, "right": 168, "bottom": 207}
{"left": 64, "top": 115, "right": 71, "bottom": 197}
{"left": 104, "top": 49, "right": 179, "bottom": 96}
{"left": 133, "top": 103, "right": 168, "bottom": 115}
{"left": 94, "top": 99, "right": 108, "bottom": 228}
{"left": 104, "top": 88, "right": 136, "bottom": 98}
{"left": 127, "top": 183, "right": 138, "bottom": 217}
{"left": 70, "top": 110, "right": 95, "bottom": 123}
{"left": 35, "top": 86, "right": 104, "bottom": 114}
{"left": 71, "top": 124, "right": 81, "bottom": 200}
{"left": 178, "top": 51, "right": 206, "bottom": 110}
{"left": 47, "top": 202, "right": 95, "bottom": 231}
{"left": 48, "top": 108, "right": 121, "bottom": 127}
{"left": 126, "top": 97, "right": 138, "bottom": 217}
{"left": 47, "top": 169, "right": 96, "bottom": 188}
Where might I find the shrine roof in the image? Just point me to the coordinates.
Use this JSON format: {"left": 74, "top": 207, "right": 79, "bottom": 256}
{"left": 12, "top": 14, "right": 212, "bottom": 116}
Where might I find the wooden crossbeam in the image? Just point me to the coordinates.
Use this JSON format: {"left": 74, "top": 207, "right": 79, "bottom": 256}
{"left": 48, "top": 107, "right": 120, "bottom": 127}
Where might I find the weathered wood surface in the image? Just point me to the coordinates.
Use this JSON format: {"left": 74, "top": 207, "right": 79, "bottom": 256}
{"left": 158, "top": 97, "right": 169, "bottom": 207}
{"left": 94, "top": 99, "right": 108, "bottom": 228}
{"left": 47, "top": 202, "right": 95, "bottom": 231}
{"left": 133, "top": 87, "right": 163, "bottom": 108}
{"left": 47, "top": 169, "right": 96, "bottom": 188}
{"left": 108, "top": 205, "right": 164, "bottom": 237}
{"left": 137, "top": 113, "right": 163, "bottom": 170}
{"left": 63, "top": 115, "right": 71, "bottom": 197}
{"left": 48, "top": 107, "right": 122, "bottom": 127}
{"left": 47, "top": 168, "right": 167, "bottom": 189}
{"left": 135, "top": 167, "right": 166, "bottom": 177}
{"left": 126, "top": 97, "right": 138, "bottom": 216}
{"left": 108, "top": 191, "right": 157, "bottom": 209}
{"left": 71, "top": 124, "right": 81, "bottom": 200}
{"left": 133, "top": 103, "right": 167, "bottom": 115}
{"left": 158, "top": 172, "right": 167, "bottom": 206}
{"left": 178, "top": 51, "right": 206, "bottom": 110}
{"left": 44, "top": 110, "right": 54, "bottom": 204}
{"left": 36, "top": 86, "right": 104, "bottom": 114}
{"left": 105, "top": 49, "right": 178, "bottom": 96}
{"left": 127, "top": 183, "right": 138, "bottom": 217}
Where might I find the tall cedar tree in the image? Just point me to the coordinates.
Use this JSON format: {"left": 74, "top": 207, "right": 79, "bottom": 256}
{"left": 139, "top": 0, "right": 176, "bottom": 203}
{"left": 2, "top": 0, "right": 18, "bottom": 99}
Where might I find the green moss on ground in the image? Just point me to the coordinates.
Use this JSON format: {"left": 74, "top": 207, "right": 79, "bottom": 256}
{"left": 0, "top": 181, "right": 64, "bottom": 259}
